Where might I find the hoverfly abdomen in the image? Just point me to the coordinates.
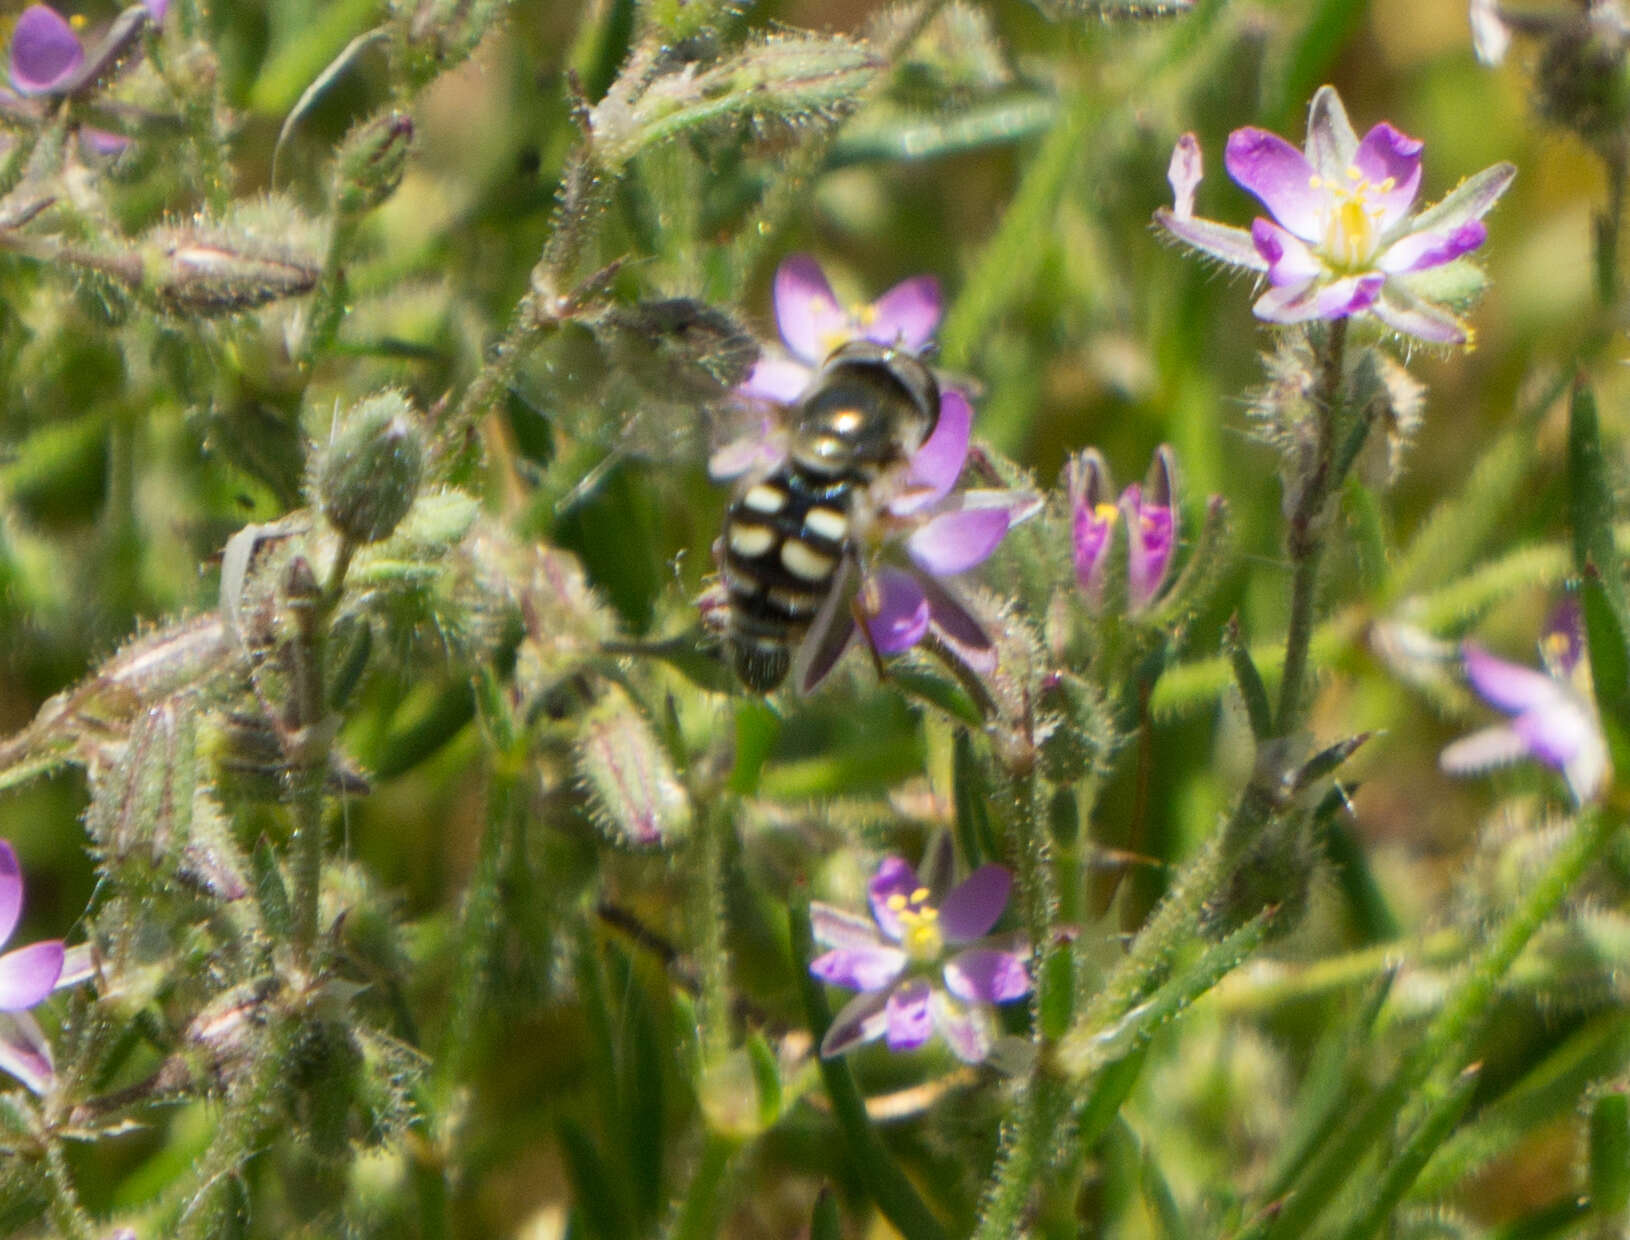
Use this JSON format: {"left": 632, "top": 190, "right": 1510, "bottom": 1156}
{"left": 722, "top": 340, "right": 940, "bottom": 693}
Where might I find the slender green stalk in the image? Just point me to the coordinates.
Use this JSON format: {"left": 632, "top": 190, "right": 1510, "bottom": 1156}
{"left": 667, "top": 1133, "right": 739, "bottom": 1240}
{"left": 693, "top": 799, "right": 734, "bottom": 1062}
{"left": 971, "top": 1070, "right": 1070, "bottom": 1240}
{"left": 43, "top": 1138, "right": 95, "bottom": 1240}
{"left": 1276, "top": 317, "right": 1347, "bottom": 735}
{"left": 1333, "top": 1063, "right": 1481, "bottom": 1240}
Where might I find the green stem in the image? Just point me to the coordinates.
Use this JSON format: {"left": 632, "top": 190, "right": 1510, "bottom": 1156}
{"left": 43, "top": 1138, "right": 95, "bottom": 1240}
{"left": 1275, "top": 317, "right": 1347, "bottom": 735}
{"left": 693, "top": 799, "right": 733, "bottom": 1062}
{"left": 667, "top": 1133, "right": 739, "bottom": 1240}
{"left": 971, "top": 1070, "right": 1070, "bottom": 1240}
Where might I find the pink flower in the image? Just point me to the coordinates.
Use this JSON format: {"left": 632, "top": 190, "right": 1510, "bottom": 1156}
{"left": 733, "top": 254, "right": 942, "bottom": 407}
{"left": 1067, "top": 446, "right": 1179, "bottom": 613}
{"left": 1154, "top": 85, "right": 1515, "bottom": 343}
{"left": 811, "top": 846, "right": 1031, "bottom": 1063}
{"left": 1441, "top": 601, "right": 1609, "bottom": 805}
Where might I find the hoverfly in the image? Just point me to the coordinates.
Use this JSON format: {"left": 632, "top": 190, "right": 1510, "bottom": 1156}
{"left": 717, "top": 339, "right": 973, "bottom": 693}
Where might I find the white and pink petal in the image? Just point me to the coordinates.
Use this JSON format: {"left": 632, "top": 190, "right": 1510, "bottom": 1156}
{"left": 868, "top": 276, "right": 942, "bottom": 352}
{"left": 943, "top": 947, "right": 1033, "bottom": 1004}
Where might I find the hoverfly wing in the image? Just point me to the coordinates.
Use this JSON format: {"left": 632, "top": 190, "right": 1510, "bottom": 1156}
{"left": 792, "top": 554, "right": 860, "bottom": 696}
{"left": 913, "top": 572, "right": 996, "bottom": 673}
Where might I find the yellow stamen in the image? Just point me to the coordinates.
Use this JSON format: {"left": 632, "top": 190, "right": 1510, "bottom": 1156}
{"left": 1093, "top": 502, "right": 1120, "bottom": 524}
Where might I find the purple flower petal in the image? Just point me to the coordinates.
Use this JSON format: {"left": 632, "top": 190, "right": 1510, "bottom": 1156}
{"left": 1352, "top": 122, "right": 1424, "bottom": 226}
{"left": 868, "top": 855, "right": 921, "bottom": 942}
{"left": 1440, "top": 724, "right": 1531, "bottom": 775}
{"left": 1153, "top": 208, "right": 1268, "bottom": 271}
{"left": 938, "top": 865, "right": 1012, "bottom": 942}
{"left": 820, "top": 988, "right": 890, "bottom": 1057}
{"left": 863, "top": 566, "right": 931, "bottom": 655}
{"left": 1071, "top": 452, "right": 1116, "bottom": 602}
{"left": 1126, "top": 483, "right": 1176, "bottom": 611}
{"left": 944, "top": 947, "right": 1032, "bottom": 1004}
{"left": 1543, "top": 599, "right": 1585, "bottom": 678}
{"left": 906, "top": 506, "right": 1010, "bottom": 577}
{"left": 1369, "top": 283, "right": 1469, "bottom": 344}
{"left": 1304, "top": 85, "right": 1359, "bottom": 182}
{"left": 773, "top": 254, "right": 849, "bottom": 364}
{"left": 0, "top": 940, "right": 63, "bottom": 1011}
{"left": 735, "top": 355, "right": 811, "bottom": 406}
{"left": 10, "top": 6, "right": 83, "bottom": 96}
{"left": 810, "top": 945, "right": 909, "bottom": 992}
{"left": 884, "top": 979, "right": 934, "bottom": 1051}
{"left": 930, "top": 991, "right": 993, "bottom": 1064}
{"left": 1463, "top": 644, "right": 1564, "bottom": 715}
{"left": 1168, "top": 133, "right": 1203, "bottom": 219}
{"left": 0, "top": 1009, "right": 53, "bottom": 1093}
{"left": 1253, "top": 273, "right": 1384, "bottom": 324}
{"left": 143, "top": 0, "right": 170, "bottom": 20}
{"left": 896, "top": 388, "right": 972, "bottom": 513}
{"left": 1225, "top": 127, "right": 1323, "bottom": 240}
{"left": 1252, "top": 219, "right": 1323, "bottom": 287}
{"left": 79, "top": 127, "right": 131, "bottom": 158}
{"left": 868, "top": 275, "right": 941, "bottom": 352}
{"left": 0, "top": 841, "right": 21, "bottom": 947}
{"left": 1512, "top": 702, "right": 1594, "bottom": 770}
{"left": 810, "top": 901, "right": 886, "bottom": 952}
{"left": 1379, "top": 220, "right": 1486, "bottom": 273}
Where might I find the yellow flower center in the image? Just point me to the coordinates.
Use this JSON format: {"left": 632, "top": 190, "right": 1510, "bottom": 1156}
{"left": 1309, "top": 165, "right": 1396, "bottom": 271}
{"left": 887, "top": 887, "right": 945, "bottom": 962}
{"left": 819, "top": 302, "right": 877, "bottom": 356}
{"left": 1093, "top": 502, "right": 1120, "bottom": 525}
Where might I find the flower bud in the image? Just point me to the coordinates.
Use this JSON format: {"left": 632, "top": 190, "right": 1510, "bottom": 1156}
{"left": 314, "top": 391, "right": 426, "bottom": 545}
{"left": 392, "top": 0, "right": 508, "bottom": 85}
{"left": 575, "top": 688, "right": 692, "bottom": 848}
{"left": 140, "top": 220, "right": 320, "bottom": 316}
{"left": 333, "top": 109, "right": 414, "bottom": 218}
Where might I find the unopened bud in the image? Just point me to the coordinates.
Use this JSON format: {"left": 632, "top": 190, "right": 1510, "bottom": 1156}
{"left": 575, "top": 689, "right": 691, "bottom": 848}
{"left": 315, "top": 391, "right": 426, "bottom": 544}
{"left": 141, "top": 227, "right": 319, "bottom": 316}
{"left": 393, "top": 0, "right": 509, "bottom": 85}
{"left": 334, "top": 109, "right": 414, "bottom": 217}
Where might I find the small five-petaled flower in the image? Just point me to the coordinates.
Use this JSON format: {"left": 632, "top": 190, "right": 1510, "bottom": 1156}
{"left": 1155, "top": 84, "right": 1515, "bottom": 344}
{"left": 1441, "top": 602, "right": 1609, "bottom": 805}
{"left": 809, "top": 850, "right": 1032, "bottom": 1063}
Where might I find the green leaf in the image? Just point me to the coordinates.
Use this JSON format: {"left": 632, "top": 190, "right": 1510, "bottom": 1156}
{"left": 1591, "top": 1092, "right": 1630, "bottom": 1220}
{"left": 1223, "top": 616, "right": 1272, "bottom": 741}
{"left": 252, "top": 836, "right": 293, "bottom": 941}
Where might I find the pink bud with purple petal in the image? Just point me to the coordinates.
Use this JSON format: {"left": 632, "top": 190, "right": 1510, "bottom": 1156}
{"left": 810, "top": 844, "right": 1031, "bottom": 1063}
{"left": 1440, "top": 602, "right": 1609, "bottom": 805}
{"left": 1068, "top": 445, "right": 1180, "bottom": 614}
{"left": 1154, "top": 85, "right": 1515, "bottom": 344}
